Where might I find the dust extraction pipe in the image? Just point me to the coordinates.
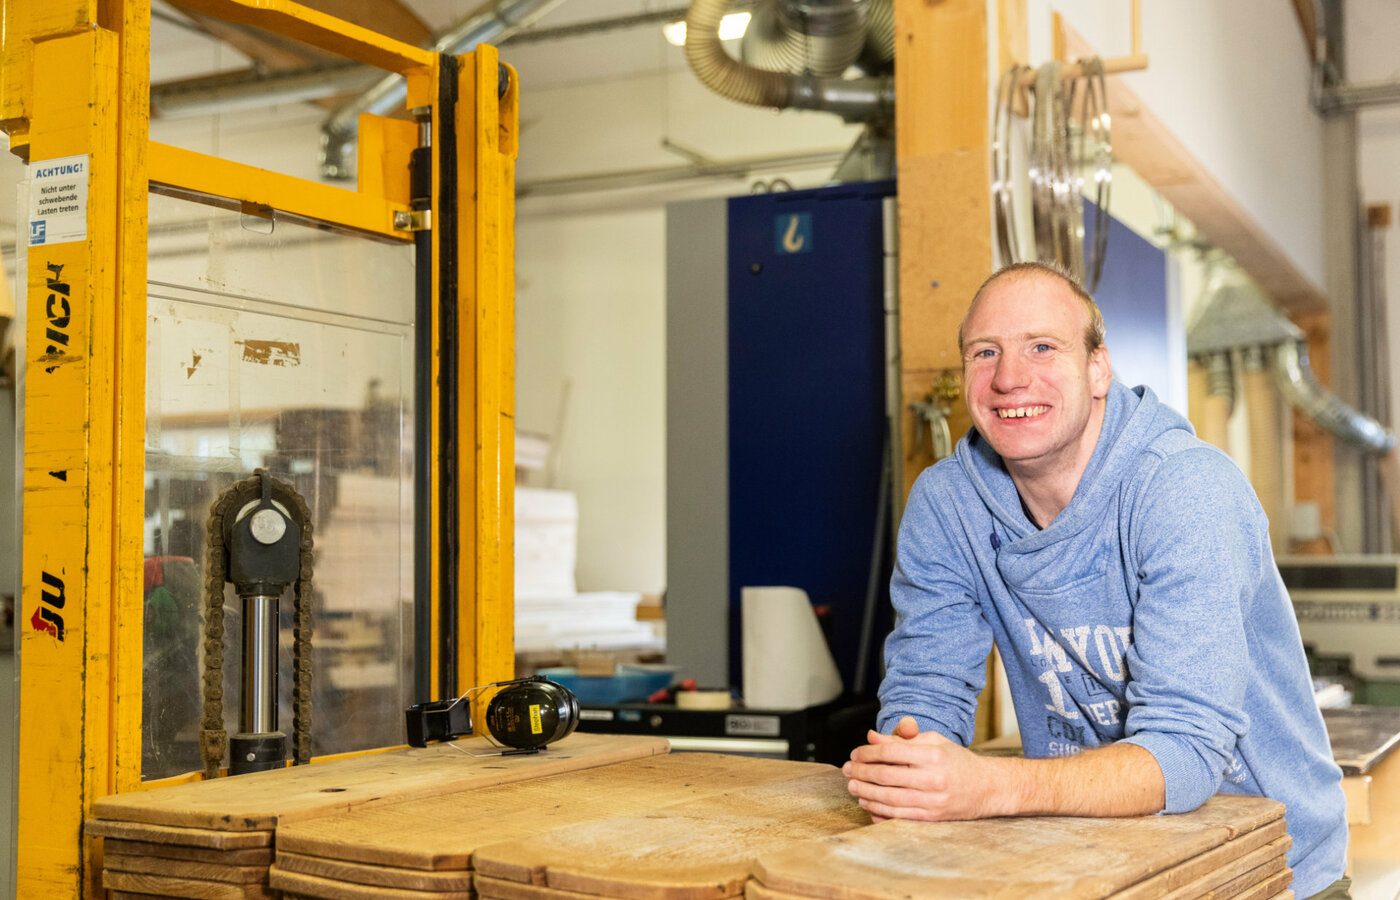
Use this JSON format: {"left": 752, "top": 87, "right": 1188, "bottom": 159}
{"left": 740, "top": 0, "right": 869, "bottom": 77}
{"left": 319, "top": 0, "right": 567, "bottom": 180}
{"left": 684, "top": 0, "right": 894, "bottom": 121}
{"left": 1241, "top": 347, "right": 1284, "bottom": 552}
{"left": 1272, "top": 339, "right": 1396, "bottom": 454}
{"left": 1188, "top": 269, "right": 1395, "bottom": 457}
{"left": 1193, "top": 352, "right": 1235, "bottom": 455}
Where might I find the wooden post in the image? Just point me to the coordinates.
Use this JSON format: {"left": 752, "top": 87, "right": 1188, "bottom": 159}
{"left": 895, "top": 0, "right": 994, "bottom": 738}
{"left": 894, "top": 0, "right": 990, "bottom": 498}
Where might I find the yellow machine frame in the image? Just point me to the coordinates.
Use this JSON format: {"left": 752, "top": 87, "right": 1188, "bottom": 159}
{"left": 1, "top": 1, "right": 517, "bottom": 894}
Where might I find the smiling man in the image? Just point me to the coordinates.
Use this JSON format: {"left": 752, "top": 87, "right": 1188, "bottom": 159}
{"left": 845, "top": 262, "right": 1350, "bottom": 899}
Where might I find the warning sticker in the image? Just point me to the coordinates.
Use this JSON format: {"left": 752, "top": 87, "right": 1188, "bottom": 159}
{"left": 28, "top": 155, "right": 89, "bottom": 247}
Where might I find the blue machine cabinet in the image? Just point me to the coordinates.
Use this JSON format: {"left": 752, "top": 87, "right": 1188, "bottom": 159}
{"left": 667, "top": 181, "right": 896, "bottom": 693}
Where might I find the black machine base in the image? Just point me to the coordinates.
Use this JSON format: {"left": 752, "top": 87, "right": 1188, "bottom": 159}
{"left": 574, "top": 696, "right": 879, "bottom": 766}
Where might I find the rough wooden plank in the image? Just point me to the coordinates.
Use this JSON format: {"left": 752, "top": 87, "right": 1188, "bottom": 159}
{"left": 105, "top": 852, "right": 268, "bottom": 885}
{"left": 277, "top": 753, "right": 829, "bottom": 871}
{"left": 1192, "top": 858, "right": 1290, "bottom": 900}
{"left": 747, "top": 846, "right": 1290, "bottom": 900}
{"left": 86, "top": 819, "right": 272, "bottom": 849}
{"left": 275, "top": 851, "right": 473, "bottom": 891}
{"left": 103, "top": 868, "right": 276, "bottom": 900}
{"left": 269, "top": 866, "right": 476, "bottom": 899}
{"left": 1133, "top": 839, "right": 1288, "bottom": 900}
{"left": 105, "top": 838, "right": 273, "bottom": 866}
{"left": 474, "top": 770, "right": 869, "bottom": 900}
{"left": 93, "top": 733, "right": 669, "bottom": 831}
{"left": 752, "top": 793, "right": 1283, "bottom": 900}
{"left": 475, "top": 876, "right": 635, "bottom": 900}
{"left": 1233, "top": 872, "right": 1294, "bottom": 900}
{"left": 745, "top": 883, "right": 807, "bottom": 900}
{"left": 1110, "top": 825, "right": 1287, "bottom": 899}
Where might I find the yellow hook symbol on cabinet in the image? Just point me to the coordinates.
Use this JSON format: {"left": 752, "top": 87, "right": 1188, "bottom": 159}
{"left": 782, "top": 215, "right": 805, "bottom": 253}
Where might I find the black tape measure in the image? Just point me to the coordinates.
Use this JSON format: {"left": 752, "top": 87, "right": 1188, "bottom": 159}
{"left": 405, "top": 676, "right": 579, "bottom": 753}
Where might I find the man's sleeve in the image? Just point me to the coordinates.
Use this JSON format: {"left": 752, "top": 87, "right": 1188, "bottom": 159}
{"left": 877, "top": 468, "right": 994, "bottom": 745}
{"left": 1118, "top": 447, "right": 1261, "bottom": 813}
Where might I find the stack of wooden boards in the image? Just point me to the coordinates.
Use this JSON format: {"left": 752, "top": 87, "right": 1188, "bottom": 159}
{"left": 90, "top": 732, "right": 1297, "bottom": 900}
{"left": 87, "top": 732, "right": 672, "bottom": 900}
{"left": 270, "top": 753, "right": 854, "bottom": 900}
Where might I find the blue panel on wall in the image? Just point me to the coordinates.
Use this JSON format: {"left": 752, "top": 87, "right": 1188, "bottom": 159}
{"left": 726, "top": 181, "right": 894, "bottom": 692}
{"left": 1084, "top": 202, "right": 1172, "bottom": 401}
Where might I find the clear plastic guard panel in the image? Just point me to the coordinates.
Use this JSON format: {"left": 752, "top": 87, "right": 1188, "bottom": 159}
{"left": 143, "top": 193, "right": 416, "bottom": 780}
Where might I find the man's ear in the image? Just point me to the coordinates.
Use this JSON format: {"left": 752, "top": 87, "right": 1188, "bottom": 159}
{"left": 1089, "top": 346, "right": 1113, "bottom": 398}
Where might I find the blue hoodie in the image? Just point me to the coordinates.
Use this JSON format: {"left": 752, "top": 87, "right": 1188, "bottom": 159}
{"left": 879, "top": 381, "right": 1346, "bottom": 897}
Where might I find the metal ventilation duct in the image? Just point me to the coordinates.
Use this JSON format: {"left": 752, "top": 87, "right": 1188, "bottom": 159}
{"left": 1187, "top": 271, "right": 1395, "bottom": 455}
{"left": 739, "top": 0, "right": 869, "bottom": 78}
{"left": 684, "top": 0, "right": 893, "bottom": 122}
{"left": 1274, "top": 339, "right": 1395, "bottom": 454}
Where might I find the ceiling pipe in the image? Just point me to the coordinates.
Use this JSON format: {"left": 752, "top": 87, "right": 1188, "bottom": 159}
{"left": 153, "top": 63, "right": 378, "bottom": 119}
{"left": 319, "top": 0, "right": 568, "bottom": 180}
{"left": 516, "top": 146, "right": 848, "bottom": 197}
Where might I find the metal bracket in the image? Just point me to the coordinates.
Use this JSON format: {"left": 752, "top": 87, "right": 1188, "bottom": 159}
{"left": 394, "top": 209, "right": 431, "bottom": 231}
{"left": 910, "top": 371, "right": 962, "bottom": 462}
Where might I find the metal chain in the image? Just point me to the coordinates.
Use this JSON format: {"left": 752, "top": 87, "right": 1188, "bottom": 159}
{"left": 200, "top": 471, "right": 316, "bottom": 779}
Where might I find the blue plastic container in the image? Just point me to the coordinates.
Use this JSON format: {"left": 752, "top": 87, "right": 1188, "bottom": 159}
{"left": 536, "top": 665, "right": 676, "bottom": 705}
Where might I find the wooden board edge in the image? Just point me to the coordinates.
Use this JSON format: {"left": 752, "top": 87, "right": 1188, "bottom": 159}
{"left": 274, "top": 849, "right": 474, "bottom": 890}
{"left": 270, "top": 864, "right": 478, "bottom": 900}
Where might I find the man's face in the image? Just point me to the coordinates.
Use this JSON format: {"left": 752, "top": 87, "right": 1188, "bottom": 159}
{"left": 960, "top": 273, "right": 1112, "bottom": 477}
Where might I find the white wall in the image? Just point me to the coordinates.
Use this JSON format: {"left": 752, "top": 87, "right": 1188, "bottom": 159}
{"left": 514, "top": 206, "right": 668, "bottom": 593}
{"left": 505, "top": 45, "right": 861, "bottom": 594}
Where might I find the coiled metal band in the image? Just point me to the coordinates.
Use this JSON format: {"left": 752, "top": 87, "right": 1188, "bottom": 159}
{"left": 993, "top": 57, "right": 1113, "bottom": 291}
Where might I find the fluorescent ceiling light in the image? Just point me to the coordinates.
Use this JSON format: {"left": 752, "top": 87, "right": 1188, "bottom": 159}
{"left": 663, "top": 12, "right": 752, "bottom": 47}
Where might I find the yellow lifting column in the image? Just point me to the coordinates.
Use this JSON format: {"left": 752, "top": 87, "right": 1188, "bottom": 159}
{"left": 2, "top": 0, "right": 519, "bottom": 894}
{"left": 3, "top": 1, "right": 152, "bottom": 895}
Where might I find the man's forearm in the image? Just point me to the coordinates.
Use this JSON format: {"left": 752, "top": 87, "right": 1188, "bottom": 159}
{"left": 846, "top": 722, "right": 1168, "bottom": 822}
{"left": 997, "top": 741, "right": 1165, "bottom": 818}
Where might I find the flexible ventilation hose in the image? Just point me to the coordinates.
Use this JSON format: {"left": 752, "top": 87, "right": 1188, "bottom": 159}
{"left": 1187, "top": 358, "right": 1209, "bottom": 436}
{"left": 1272, "top": 339, "right": 1396, "bottom": 454}
{"left": 861, "top": 0, "right": 894, "bottom": 68}
{"left": 686, "top": 0, "right": 794, "bottom": 107}
{"left": 741, "top": 0, "right": 869, "bottom": 77}
{"left": 1241, "top": 348, "right": 1284, "bottom": 552}
{"left": 1193, "top": 352, "right": 1235, "bottom": 454}
{"left": 685, "top": 0, "right": 893, "bottom": 120}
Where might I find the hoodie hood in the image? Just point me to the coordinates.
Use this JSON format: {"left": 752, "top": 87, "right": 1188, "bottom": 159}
{"left": 955, "top": 381, "right": 1195, "bottom": 551}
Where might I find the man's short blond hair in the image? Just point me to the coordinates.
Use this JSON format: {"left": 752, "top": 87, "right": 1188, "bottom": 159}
{"left": 958, "top": 261, "right": 1106, "bottom": 356}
